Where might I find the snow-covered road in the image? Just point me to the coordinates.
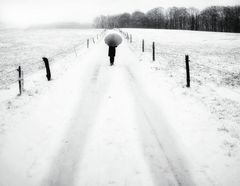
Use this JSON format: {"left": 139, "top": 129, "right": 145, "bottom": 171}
{"left": 1, "top": 32, "right": 240, "bottom": 186}
{"left": 40, "top": 40, "right": 182, "bottom": 186}
{"left": 0, "top": 37, "right": 183, "bottom": 185}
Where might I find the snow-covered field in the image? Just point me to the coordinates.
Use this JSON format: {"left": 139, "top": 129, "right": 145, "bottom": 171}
{"left": 122, "top": 28, "right": 240, "bottom": 184}
{"left": 0, "top": 28, "right": 101, "bottom": 88}
{"left": 0, "top": 28, "right": 240, "bottom": 186}
{"left": 124, "top": 28, "right": 240, "bottom": 148}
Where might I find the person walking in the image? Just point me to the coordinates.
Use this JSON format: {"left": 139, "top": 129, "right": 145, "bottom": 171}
{"left": 108, "top": 46, "right": 116, "bottom": 66}
{"left": 105, "top": 32, "right": 122, "bottom": 66}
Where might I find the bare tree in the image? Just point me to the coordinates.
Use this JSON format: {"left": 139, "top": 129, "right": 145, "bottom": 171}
{"left": 93, "top": 5, "right": 240, "bottom": 33}
{"left": 146, "top": 7, "right": 165, "bottom": 28}
{"left": 131, "top": 11, "right": 148, "bottom": 28}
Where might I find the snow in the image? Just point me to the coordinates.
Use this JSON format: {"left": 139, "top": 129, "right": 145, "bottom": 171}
{"left": 123, "top": 27, "right": 240, "bottom": 147}
{"left": 74, "top": 67, "right": 156, "bottom": 186}
{"left": 0, "top": 28, "right": 240, "bottom": 185}
{"left": 122, "top": 28, "right": 240, "bottom": 185}
{"left": 0, "top": 28, "right": 102, "bottom": 88}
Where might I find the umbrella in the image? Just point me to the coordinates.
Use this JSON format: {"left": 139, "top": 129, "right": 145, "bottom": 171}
{"left": 104, "top": 33, "right": 122, "bottom": 47}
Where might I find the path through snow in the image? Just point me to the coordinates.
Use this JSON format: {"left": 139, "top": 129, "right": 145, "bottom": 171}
{"left": 41, "top": 40, "right": 181, "bottom": 186}
{"left": 1, "top": 33, "right": 237, "bottom": 186}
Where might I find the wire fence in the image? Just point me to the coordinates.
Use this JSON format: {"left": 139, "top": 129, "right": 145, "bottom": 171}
{"left": 0, "top": 30, "right": 106, "bottom": 93}
{"left": 119, "top": 29, "right": 240, "bottom": 88}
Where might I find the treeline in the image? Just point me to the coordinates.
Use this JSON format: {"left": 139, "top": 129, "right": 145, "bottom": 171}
{"left": 94, "top": 6, "right": 240, "bottom": 33}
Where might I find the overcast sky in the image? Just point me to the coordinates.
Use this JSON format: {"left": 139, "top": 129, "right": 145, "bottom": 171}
{"left": 0, "top": 0, "right": 239, "bottom": 27}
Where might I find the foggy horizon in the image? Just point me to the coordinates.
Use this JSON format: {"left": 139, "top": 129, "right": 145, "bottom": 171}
{"left": 0, "top": 0, "right": 239, "bottom": 27}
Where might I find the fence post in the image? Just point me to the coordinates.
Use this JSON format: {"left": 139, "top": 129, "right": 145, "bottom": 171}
{"left": 42, "top": 57, "right": 51, "bottom": 81}
{"left": 17, "top": 66, "right": 22, "bottom": 95}
{"left": 152, "top": 42, "right": 155, "bottom": 61}
{"left": 130, "top": 34, "right": 132, "bottom": 43}
{"left": 87, "top": 39, "right": 89, "bottom": 48}
{"left": 142, "top": 39, "right": 144, "bottom": 52}
{"left": 185, "top": 55, "right": 190, "bottom": 87}
{"left": 74, "top": 47, "right": 77, "bottom": 56}
{"left": 21, "top": 70, "right": 24, "bottom": 91}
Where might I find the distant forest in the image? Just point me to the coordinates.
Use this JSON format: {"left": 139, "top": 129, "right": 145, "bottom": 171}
{"left": 94, "top": 6, "right": 240, "bottom": 33}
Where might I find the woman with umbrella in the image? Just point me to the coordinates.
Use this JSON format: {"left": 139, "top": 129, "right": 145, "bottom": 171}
{"left": 105, "top": 32, "right": 122, "bottom": 66}
{"left": 108, "top": 46, "right": 116, "bottom": 66}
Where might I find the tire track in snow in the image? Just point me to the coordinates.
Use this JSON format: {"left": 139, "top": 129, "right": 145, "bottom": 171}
{"left": 41, "top": 38, "right": 195, "bottom": 185}
{"left": 73, "top": 65, "right": 156, "bottom": 186}
{"left": 41, "top": 63, "right": 112, "bottom": 186}
{"left": 124, "top": 65, "right": 196, "bottom": 186}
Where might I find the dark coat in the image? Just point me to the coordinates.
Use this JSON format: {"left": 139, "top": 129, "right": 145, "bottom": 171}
{"left": 108, "top": 46, "right": 116, "bottom": 57}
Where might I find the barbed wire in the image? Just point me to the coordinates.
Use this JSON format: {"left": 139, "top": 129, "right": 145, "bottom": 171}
{"left": 0, "top": 30, "right": 106, "bottom": 89}
{"left": 123, "top": 32, "right": 239, "bottom": 88}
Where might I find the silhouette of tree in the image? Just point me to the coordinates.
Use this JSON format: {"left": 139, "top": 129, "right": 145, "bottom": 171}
{"left": 118, "top": 13, "right": 131, "bottom": 28}
{"left": 131, "top": 11, "right": 148, "bottom": 28}
{"left": 93, "top": 5, "right": 240, "bottom": 33}
{"left": 146, "top": 7, "right": 165, "bottom": 28}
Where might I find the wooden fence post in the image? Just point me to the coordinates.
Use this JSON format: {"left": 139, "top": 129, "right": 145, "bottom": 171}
{"left": 74, "top": 47, "right": 77, "bottom": 56}
{"left": 87, "top": 39, "right": 89, "bottom": 48}
{"left": 130, "top": 34, "right": 132, "bottom": 43}
{"left": 42, "top": 57, "right": 51, "bottom": 81}
{"left": 142, "top": 39, "right": 144, "bottom": 52}
{"left": 21, "top": 70, "right": 24, "bottom": 91}
{"left": 152, "top": 42, "right": 155, "bottom": 61}
{"left": 17, "top": 66, "right": 22, "bottom": 95}
{"left": 185, "top": 55, "right": 190, "bottom": 87}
